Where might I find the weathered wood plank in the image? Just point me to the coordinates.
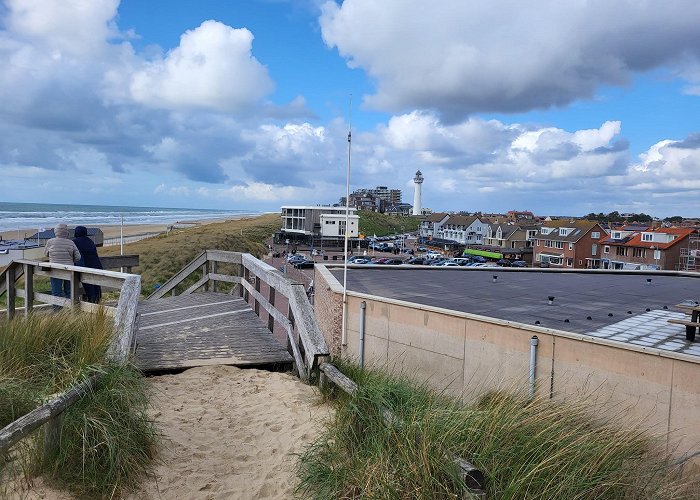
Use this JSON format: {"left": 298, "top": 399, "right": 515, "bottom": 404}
{"left": 33, "top": 267, "right": 124, "bottom": 289}
{"left": 147, "top": 251, "right": 207, "bottom": 299}
{"left": 205, "top": 250, "right": 242, "bottom": 265}
{"left": 134, "top": 292, "right": 292, "bottom": 372}
{"left": 208, "top": 273, "right": 242, "bottom": 284}
{"left": 241, "top": 280, "right": 288, "bottom": 328}
{"left": 33, "top": 291, "right": 71, "bottom": 308}
{"left": 181, "top": 274, "right": 210, "bottom": 296}
{"left": 0, "top": 374, "right": 102, "bottom": 454}
{"left": 109, "top": 275, "right": 141, "bottom": 363}
{"left": 6, "top": 265, "right": 16, "bottom": 319}
{"left": 288, "top": 284, "right": 330, "bottom": 373}
{"left": 100, "top": 255, "right": 139, "bottom": 270}
{"left": 23, "top": 264, "right": 33, "bottom": 316}
{"left": 242, "top": 253, "right": 301, "bottom": 297}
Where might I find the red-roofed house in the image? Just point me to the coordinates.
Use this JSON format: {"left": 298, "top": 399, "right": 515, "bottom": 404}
{"left": 599, "top": 228, "right": 696, "bottom": 270}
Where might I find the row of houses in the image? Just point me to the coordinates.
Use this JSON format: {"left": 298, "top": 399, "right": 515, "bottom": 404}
{"left": 420, "top": 213, "right": 699, "bottom": 271}
{"left": 535, "top": 221, "right": 697, "bottom": 271}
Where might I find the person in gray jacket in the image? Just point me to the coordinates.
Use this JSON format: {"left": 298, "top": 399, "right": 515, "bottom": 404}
{"left": 44, "top": 223, "right": 81, "bottom": 300}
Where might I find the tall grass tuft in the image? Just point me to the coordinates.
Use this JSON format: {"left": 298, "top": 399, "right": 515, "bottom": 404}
{"left": 41, "top": 364, "right": 158, "bottom": 499}
{"left": 0, "top": 311, "right": 157, "bottom": 498}
{"left": 297, "top": 360, "right": 698, "bottom": 499}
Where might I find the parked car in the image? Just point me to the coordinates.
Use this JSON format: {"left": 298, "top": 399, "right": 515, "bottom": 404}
{"left": 287, "top": 254, "right": 306, "bottom": 263}
{"left": 383, "top": 258, "right": 405, "bottom": 265}
{"left": 293, "top": 259, "right": 314, "bottom": 269}
{"left": 496, "top": 259, "right": 512, "bottom": 267}
{"left": 406, "top": 257, "right": 427, "bottom": 265}
{"left": 470, "top": 255, "right": 487, "bottom": 263}
{"left": 511, "top": 260, "right": 528, "bottom": 267}
{"left": 417, "top": 246, "right": 427, "bottom": 252}
{"left": 352, "top": 258, "right": 371, "bottom": 264}
{"left": 436, "top": 261, "right": 460, "bottom": 266}
{"left": 401, "top": 248, "right": 415, "bottom": 254}
{"left": 347, "top": 255, "right": 366, "bottom": 263}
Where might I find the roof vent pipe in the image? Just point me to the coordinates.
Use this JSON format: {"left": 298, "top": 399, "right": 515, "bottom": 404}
{"left": 529, "top": 336, "right": 539, "bottom": 399}
{"left": 548, "top": 296, "right": 555, "bottom": 305}
{"left": 647, "top": 278, "right": 652, "bottom": 285}
{"left": 493, "top": 275, "right": 498, "bottom": 283}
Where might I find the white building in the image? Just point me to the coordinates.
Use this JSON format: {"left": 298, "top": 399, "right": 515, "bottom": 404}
{"left": 281, "top": 206, "right": 359, "bottom": 238}
{"left": 435, "top": 215, "right": 485, "bottom": 245}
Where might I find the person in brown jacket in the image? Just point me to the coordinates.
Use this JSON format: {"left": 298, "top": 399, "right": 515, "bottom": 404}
{"left": 44, "top": 223, "right": 81, "bottom": 300}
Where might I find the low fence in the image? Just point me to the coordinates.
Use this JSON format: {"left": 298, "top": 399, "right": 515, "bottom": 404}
{"left": 148, "top": 250, "right": 329, "bottom": 380}
{"left": 0, "top": 259, "right": 141, "bottom": 455}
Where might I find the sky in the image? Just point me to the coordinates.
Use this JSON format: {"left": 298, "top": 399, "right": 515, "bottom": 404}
{"left": 2, "top": 0, "right": 700, "bottom": 217}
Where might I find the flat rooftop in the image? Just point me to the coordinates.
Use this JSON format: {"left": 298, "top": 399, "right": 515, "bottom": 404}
{"left": 330, "top": 267, "right": 700, "bottom": 357}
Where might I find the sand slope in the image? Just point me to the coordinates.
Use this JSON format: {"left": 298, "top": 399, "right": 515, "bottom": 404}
{"left": 129, "top": 365, "right": 331, "bottom": 500}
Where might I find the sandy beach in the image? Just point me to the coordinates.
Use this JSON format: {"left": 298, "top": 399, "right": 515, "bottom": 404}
{"left": 8, "top": 365, "right": 331, "bottom": 500}
{"left": 0, "top": 217, "right": 245, "bottom": 242}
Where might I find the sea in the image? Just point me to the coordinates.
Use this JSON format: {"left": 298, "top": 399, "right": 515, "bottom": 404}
{"left": 0, "top": 202, "right": 258, "bottom": 234}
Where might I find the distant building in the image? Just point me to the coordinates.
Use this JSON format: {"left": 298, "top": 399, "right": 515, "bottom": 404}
{"left": 435, "top": 215, "right": 485, "bottom": 245}
{"left": 484, "top": 223, "right": 539, "bottom": 249}
{"left": 420, "top": 212, "right": 449, "bottom": 240}
{"left": 384, "top": 203, "right": 413, "bottom": 216}
{"left": 533, "top": 220, "right": 605, "bottom": 269}
{"left": 371, "top": 186, "right": 402, "bottom": 204}
{"left": 598, "top": 227, "right": 696, "bottom": 270}
{"left": 27, "top": 227, "right": 104, "bottom": 247}
{"left": 507, "top": 210, "right": 535, "bottom": 222}
{"left": 280, "top": 205, "right": 359, "bottom": 244}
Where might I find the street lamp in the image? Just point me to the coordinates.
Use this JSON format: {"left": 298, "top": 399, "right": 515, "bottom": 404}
{"left": 284, "top": 239, "right": 290, "bottom": 273}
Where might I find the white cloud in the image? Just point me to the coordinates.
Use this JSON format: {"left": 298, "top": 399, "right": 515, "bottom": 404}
{"left": 320, "top": 0, "right": 700, "bottom": 118}
{"left": 129, "top": 20, "right": 274, "bottom": 112}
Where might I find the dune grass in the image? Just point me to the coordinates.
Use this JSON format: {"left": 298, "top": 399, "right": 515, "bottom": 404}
{"left": 297, "top": 360, "right": 698, "bottom": 499}
{"left": 100, "top": 213, "right": 280, "bottom": 294}
{"left": 358, "top": 212, "right": 421, "bottom": 237}
{"left": 0, "top": 311, "right": 157, "bottom": 499}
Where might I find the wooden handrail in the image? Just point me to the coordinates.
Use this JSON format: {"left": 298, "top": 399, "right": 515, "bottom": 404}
{"left": 0, "top": 373, "right": 102, "bottom": 454}
{"left": 0, "top": 258, "right": 141, "bottom": 456}
{"left": 147, "top": 251, "right": 208, "bottom": 299}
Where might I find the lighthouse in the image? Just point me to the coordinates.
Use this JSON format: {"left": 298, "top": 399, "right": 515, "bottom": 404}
{"left": 412, "top": 170, "right": 423, "bottom": 216}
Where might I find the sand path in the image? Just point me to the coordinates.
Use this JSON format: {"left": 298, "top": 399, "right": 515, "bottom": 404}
{"left": 6, "top": 365, "right": 331, "bottom": 500}
{"left": 129, "top": 365, "right": 331, "bottom": 499}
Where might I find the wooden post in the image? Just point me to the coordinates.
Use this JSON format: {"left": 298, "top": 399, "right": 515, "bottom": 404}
{"left": 70, "top": 271, "right": 80, "bottom": 309}
{"left": 243, "top": 266, "right": 250, "bottom": 302}
{"left": 23, "top": 264, "right": 34, "bottom": 316}
{"left": 211, "top": 260, "right": 218, "bottom": 293}
{"left": 267, "top": 287, "right": 276, "bottom": 332}
{"left": 254, "top": 275, "right": 261, "bottom": 316}
{"left": 6, "top": 265, "right": 16, "bottom": 320}
{"left": 287, "top": 304, "right": 296, "bottom": 357}
{"left": 238, "top": 264, "right": 244, "bottom": 298}
{"left": 43, "top": 413, "right": 64, "bottom": 456}
{"left": 202, "top": 261, "right": 209, "bottom": 292}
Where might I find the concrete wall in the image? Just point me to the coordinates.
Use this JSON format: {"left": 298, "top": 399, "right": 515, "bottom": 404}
{"left": 314, "top": 266, "right": 700, "bottom": 464}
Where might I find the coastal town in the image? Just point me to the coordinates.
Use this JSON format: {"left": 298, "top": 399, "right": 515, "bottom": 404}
{"left": 277, "top": 171, "right": 700, "bottom": 273}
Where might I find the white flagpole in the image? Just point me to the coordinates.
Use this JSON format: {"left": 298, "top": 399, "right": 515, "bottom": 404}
{"left": 341, "top": 95, "right": 352, "bottom": 346}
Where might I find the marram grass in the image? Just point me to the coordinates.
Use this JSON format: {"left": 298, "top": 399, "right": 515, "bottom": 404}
{"left": 297, "top": 360, "right": 699, "bottom": 499}
{"left": 0, "top": 311, "right": 157, "bottom": 499}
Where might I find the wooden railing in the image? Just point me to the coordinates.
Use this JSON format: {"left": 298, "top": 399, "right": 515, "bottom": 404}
{"left": 0, "top": 259, "right": 141, "bottom": 455}
{"left": 148, "top": 250, "right": 329, "bottom": 381}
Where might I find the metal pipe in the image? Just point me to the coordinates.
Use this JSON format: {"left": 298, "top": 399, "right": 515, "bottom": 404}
{"left": 359, "top": 301, "right": 366, "bottom": 368}
{"left": 529, "top": 335, "right": 539, "bottom": 398}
